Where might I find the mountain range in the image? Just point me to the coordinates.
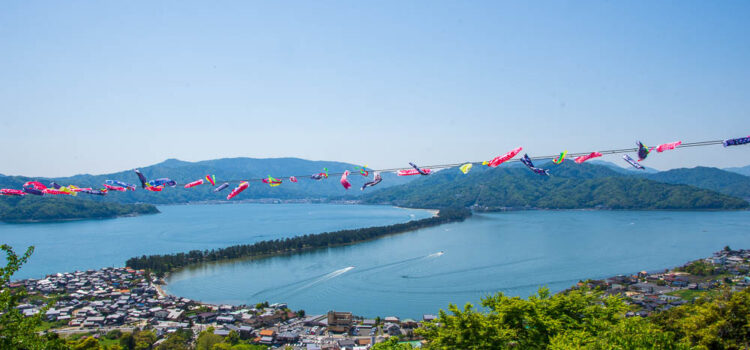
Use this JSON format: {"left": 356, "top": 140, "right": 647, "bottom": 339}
{"left": 0, "top": 158, "right": 415, "bottom": 205}
{"left": 725, "top": 165, "right": 750, "bottom": 177}
{"left": 1, "top": 157, "right": 750, "bottom": 211}
{"left": 551, "top": 161, "right": 750, "bottom": 201}
{"left": 644, "top": 167, "right": 750, "bottom": 201}
{"left": 360, "top": 160, "right": 750, "bottom": 210}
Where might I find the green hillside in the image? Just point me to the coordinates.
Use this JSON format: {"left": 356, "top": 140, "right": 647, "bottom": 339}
{"left": 725, "top": 165, "right": 750, "bottom": 176}
{"left": 644, "top": 166, "right": 750, "bottom": 200}
{"left": 362, "top": 161, "right": 749, "bottom": 210}
{"left": 3, "top": 158, "right": 750, "bottom": 208}
{"left": 0, "top": 196, "right": 159, "bottom": 223}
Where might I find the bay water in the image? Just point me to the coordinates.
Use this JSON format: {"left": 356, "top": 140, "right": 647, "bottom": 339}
{"left": 165, "top": 210, "right": 750, "bottom": 318}
{"left": 0, "top": 203, "right": 431, "bottom": 280}
{"left": 2, "top": 204, "right": 749, "bottom": 319}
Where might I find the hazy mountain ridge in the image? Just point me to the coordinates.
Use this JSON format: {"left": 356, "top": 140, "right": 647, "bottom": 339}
{"left": 644, "top": 166, "right": 750, "bottom": 200}
{"left": 2, "top": 158, "right": 750, "bottom": 208}
{"left": 361, "top": 161, "right": 749, "bottom": 210}
{"left": 725, "top": 165, "right": 750, "bottom": 177}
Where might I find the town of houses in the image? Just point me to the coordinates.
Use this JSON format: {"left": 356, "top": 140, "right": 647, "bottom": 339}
{"left": 577, "top": 248, "right": 750, "bottom": 317}
{"left": 9, "top": 267, "right": 430, "bottom": 349}
{"left": 7, "top": 248, "right": 750, "bottom": 349}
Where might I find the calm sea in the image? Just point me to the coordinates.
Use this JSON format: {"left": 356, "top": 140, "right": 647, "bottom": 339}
{"left": 0, "top": 203, "right": 432, "bottom": 280}
{"left": 165, "top": 210, "right": 750, "bottom": 318}
{"left": 3, "top": 205, "right": 749, "bottom": 319}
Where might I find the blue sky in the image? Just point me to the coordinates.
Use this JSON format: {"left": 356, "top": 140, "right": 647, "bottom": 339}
{"left": 1, "top": 1, "right": 749, "bottom": 177}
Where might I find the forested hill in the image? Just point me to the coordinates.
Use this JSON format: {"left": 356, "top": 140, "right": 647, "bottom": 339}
{"left": 725, "top": 165, "right": 750, "bottom": 177}
{"left": 645, "top": 166, "right": 750, "bottom": 200}
{"left": 361, "top": 161, "right": 750, "bottom": 210}
{"left": 0, "top": 196, "right": 159, "bottom": 223}
{"left": 0, "top": 157, "right": 415, "bottom": 204}
{"left": 3, "top": 157, "right": 750, "bottom": 207}
{"left": 583, "top": 161, "right": 750, "bottom": 199}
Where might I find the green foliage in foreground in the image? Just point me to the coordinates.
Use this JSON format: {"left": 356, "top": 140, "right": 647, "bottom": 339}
{"left": 126, "top": 208, "right": 471, "bottom": 274}
{"left": 0, "top": 244, "right": 67, "bottom": 350}
{"left": 372, "top": 337, "right": 415, "bottom": 349}
{"left": 0, "top": 196, "right": 159, "bottom": 223}
{"left": 6, "top": 243, "right": 750, "bottom": 349}
{"left": 194, "top": 328, "right": 267, "bottom": 350}
{"left": 652, "top": 288, "right": 750, "bottom": 350}
{"left": 409, "top": 286, "right": 750, "bottom": 350}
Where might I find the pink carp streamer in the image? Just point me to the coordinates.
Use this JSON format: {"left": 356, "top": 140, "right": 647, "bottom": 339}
{"left": 340, "top": 171, "right": 352, "bottom": 190}
{"left": 104, "top": 184, "right": 127, "bottom": 192}
{"left": 574, "top": 152, "right": 603, "bottom": 164}
{"left": 656, "top": 141, "right": 682, "bottom": 152}
{"left": 1, "top": 189, "right": 25, "bottom": 196}
{"left": 2, "top": 137, "right": 740, "bottom": 202}
{"left": 184, "top": 179, "right": 204, "bottom": 188}
{"left": 43, "top": 188, "right": 74, "bottom": 196}
{"left": 486, "top": 147, "right": 522, "bottom": 167}
{"left": 398, "top": 168, "right": 432, "bottom": 176}
{"left": 227, "top": 181, "right": 249, "bottom": 200}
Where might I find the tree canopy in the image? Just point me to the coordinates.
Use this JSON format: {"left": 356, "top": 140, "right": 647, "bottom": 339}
{"left": 362, "top": 162, "right": 749, "bottom": 210}
{"left": 126, "top": 208, "right": 471, "bottom": 274}
{"left": 0, "top": 244, "right": 67, "bottom": 349}
{"left": 417, "top": 286, "right": 750, "bottom": 349}
{"left": 0, "top": 196, "right": 158, "bottom": 223}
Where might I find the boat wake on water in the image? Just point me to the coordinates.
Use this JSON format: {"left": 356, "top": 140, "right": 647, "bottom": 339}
{"left": 250, "top": 268, "right": 353, "bottom": 297}
{"left": 251, "top": 266, "right": 356, "bottom": 299}
{"left": 252, "top": 252, "right": 445, "bottom": 298}
{"left": 285, "top": 266, "right": 355, "bottom": 295}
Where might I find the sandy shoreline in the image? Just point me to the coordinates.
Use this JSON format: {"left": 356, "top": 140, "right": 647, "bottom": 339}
{"left": 395, "top": 206, "right": 439, "bottom": 217}
{"left": 154, "top": 283, "right": 167, "bottom": 298}
{"left": 158, "top": 206, "right": 442, "bottom": 298}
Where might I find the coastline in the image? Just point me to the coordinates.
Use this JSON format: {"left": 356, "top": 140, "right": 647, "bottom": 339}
{"left": 127, "top": 207, "right": 468, "bottom": 274}
{"left": 159, "top": 248, "right": 748, "bottom": 319}
{"left": 472, "top": 207, "right": 750, "bottom": 213}
{"left": 92, "top": 247, "right": 750, "bottom": 321}
{"left": 13, "top": 209, "right": 750, "bottom": 324}
{"left": 156, "top": 207, "right": 461, "bottom": 298}
{"left": 395, "top": 206, "right": 439, "bottom": 217}
{"left": 155, "top": 210, "right": 750, "bottom": 318}
{"left": 0, "top": 210, "right": 160, "bottom": 224}
{"left": 154, "top": 281, "right": 167, "bottom": 298}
